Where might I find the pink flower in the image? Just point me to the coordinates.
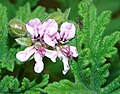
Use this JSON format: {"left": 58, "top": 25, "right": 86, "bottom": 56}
{"left": 26, "top": 18, "right": 43, "bottom": 39}
{"left": 16, "top": 18, "right": 57, "bottom": 73}
{"left": 44, "top": 21, "right": 78, "bottom": 75}
{"left": 16, "top": 42, "right": 57, "bottom": 73}
{"left": 26, "top": 18, "right": 58, "bottom": 41}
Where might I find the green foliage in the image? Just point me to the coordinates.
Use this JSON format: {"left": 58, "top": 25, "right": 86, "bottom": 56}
{"left": 16, "top": 3, "right": 49, "bottom": 23}
{"left": 0, "top": 4, "right": 8, "bottom": 61}
{"left": 0, "top": 75, "right": 19, "bottom": 92}
{"left": 0, "top": 74, "right": 49, "bottom": 93}
{"left": 0, "top": 0, "right": 39, "bottom": 19}
{"left": 44, "top": 0, "right": 120, "bottom": 94}
{"left": 78, "top": 0, "right": 120, "bottom": 92}
{"left": 1, "top": 48, "right": 25, "bottom": 71}
{"left": 0, "top": 2, "right": 49, "bottom": 72}
{"left": 57, "top": 0, "right": 81, "bottom": 20}
{"left": 48, "top": 8, "right": 71, "bottom": 25}
{"left": 93, "top": 0, "right": 120, "bottom": 15}
{"left": 45, "top": 80, "right": 97, "bottom": 94}
{"left": 0, "top": 0, "right": 120, "bottom": 94}
{"left": 93, "top": 0, "right": 120, "bottom": 36}
{"left": 101, "top": 75, "right": 120, "bottom": 94}
{"left": 0, "top": 4, "right": 22, "bottom": 72}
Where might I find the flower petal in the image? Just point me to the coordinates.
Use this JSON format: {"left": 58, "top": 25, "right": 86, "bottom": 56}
{"left": 70, "top": 46, "right": 78, "bottom": 57}
{"left": 43, "top": 19, "right": 58, "bottom": 37}
{"left": 26, "top": 18, "right": 43, "bottom": 37}
{"left": 34, "top": 62, "right": 44, "bottom": 73}
{"left": 58, "top": 49, "right": 70, "bottom": 75}
{"left": 45, "top": 49, "right": 58, "bottom": 62}
{"left": 16, "top": 46, "right": 35, "bottom": 62}
{"left": 34, "top": 51, "right": 44, "bottom": 73}
{"left": 43, "top": 19, "right": 58, "bottom": 32}
{"left": 60, "top": 22, "right": 76, "bottom": 40}
{"left": 26, "top": 24, "right": 35, "bottom": 36}
{"left": 44, "top": 32, "right": 60, "bottom": 47}
{"left": 28, "top": 18, "right": 42, "bottom": 27}
{"left": 62, "top": 56, "right": 69, "bottom": 75}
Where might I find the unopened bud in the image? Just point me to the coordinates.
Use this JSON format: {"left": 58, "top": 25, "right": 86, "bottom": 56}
{"left": 9, "top": 19, "right": 26, "bottom": 37}
{"left": 48, "top": 8, "right": 71, "bottom": 25}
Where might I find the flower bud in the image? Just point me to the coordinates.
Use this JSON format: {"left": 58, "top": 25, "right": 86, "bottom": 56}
{"left": 48, "top": 8, "right": 71, "bottom": 25}
{"left": 9, "top": 19, "right": 26, "bottom": 37}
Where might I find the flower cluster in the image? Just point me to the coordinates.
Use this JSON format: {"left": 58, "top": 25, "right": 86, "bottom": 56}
{"left": 16, "top": 18, "right": 78, "bottom": 75}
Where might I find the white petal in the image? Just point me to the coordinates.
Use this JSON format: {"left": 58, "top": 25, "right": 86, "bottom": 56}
{"left": 60, "top": 22, "right": 76, "bottom": 40}
{"left": 16, "top": 46, "right": 35, "bottom": 62}
{"left": 70, "top": 46, "right": 78, "bottom": 57}
{"left": 45, "top": 49, "right": 58, "bottom": 62}
{"left": 43, "top": 19, "right": 58, "bottom": 37}
{"left": 45, "top": 27, "right": 58, "bottom": 36}
{"left": 28, "top": 18, "right": 42, "bottom": 26}
{"left": 34, "top": 51, "right": 44, "bottom": 73}
{"left": 34, "top": 62, "right": 44, "bottom": 73}
{"left": 44, "top": 32, "right": 59, "bottom": 47}
{"left": 43, "top": 19, "right": 58, "bottom": 30}
{"left": 58, "top": 49, "right": 70, "bottom": 75}
{"left": 26, "top": 24, "right": 34, "bottom": 36}
{"left": 34, "top": 51, "right": 43, "bottom": 63}
{"left": 62, "top": 56, "right": 69, "bottom": 75}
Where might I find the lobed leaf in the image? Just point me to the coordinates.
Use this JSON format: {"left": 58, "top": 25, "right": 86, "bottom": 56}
{"left": 16, "top": 3, "right": 49, "bottom": 23}
{"left": 0, "top": 4, "right": 8, "bottom": 62}
{"left": 0, "top": 75, "right": 19, "bottom": 93}
{"left": 68, "top": 0, "right": 120, "bottom": 93}
{"left": 101, "top": 75, "right": 120, "bottom": 94}
{"left": 0, "top": 75, "right": 49, "bottom": 93}
{"left": 44, "top": 79, "right": 97, "bottom": 94}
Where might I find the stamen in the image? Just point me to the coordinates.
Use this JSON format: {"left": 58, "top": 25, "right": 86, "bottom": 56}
{"left": 38, "top": 47, "right": 46, "bottom": 56}
{"left": 34, "top": 41, "right": 46, "bottom": 56}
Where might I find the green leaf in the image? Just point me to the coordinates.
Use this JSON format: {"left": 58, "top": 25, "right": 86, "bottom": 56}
{"left": 1, "top": 48, "right": 21, "bottom": 71}
{"left": 44, "top": 80, "right": 97, "bottom": 94}
{"left": 70, "top": 48, "right": 91, "bottom": 83}
{"left": 0, "top": 4, "right": 23, "bottom": 72}
{"left": 100, "top": 32, "right": 120, "bottom": 58}
{"left": 15, "top": 37, "right": 32, "bottom": 46}
{"left": 57, "top": 0, "right": 81, "bottom": 20}
{"left": 68, "top": 0, "right": 120, "bottom": 93}
{"left": 101, "top": 75, "right": 120, "bottom": 94}
{"left": 16, "top": 3, "right": 49, "bottom": 23}
{"left": 0, "top": 4, "right": 8, "bottom": 62}
{"left": 93, "top": 0, "right": 120, "bottom": 14}
{"left": 0, "top": 75, "right": 49, "bottom": 93}
{"left": 0, "top": 75, "right": 49, "bottom": 94}
{"left": 17, "top": 74, "right": 49, "bottom": 94}
{"left": 15, "top": 0, "right": 39, "bottom": 8}
{"left": 0, "top": 0, "right": 39, "bottom": 19}
{"left": 0, "top": 75, "right": 19, "bottom": 93}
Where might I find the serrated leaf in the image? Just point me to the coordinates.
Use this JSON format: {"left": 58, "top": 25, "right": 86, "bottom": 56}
{"left": 0, "top": 75, "right": 49, "bottom": 93}
{"left": 68, "top": 0, "right": 120, "bottom": 93}
{"left": 0, "top": 75, "right": 19, "bottom": 93}
{"left": 16, "top": 74, "right": 49, "bottom": 93}
{"left": 101, "top": 75, "right": 120, "bottom": 94}
{"left": 16, "top": 3, "right": 49, "bottom": 23}
{"left": 0, "top": 4, "right": 8, "bottom": 62}
{"left": 1, "top": 48, "right": 20, "bottom": 71}
{"left": 44, "top": 80, "right": 97, "bottom": 94}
